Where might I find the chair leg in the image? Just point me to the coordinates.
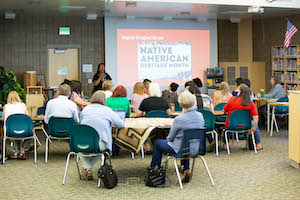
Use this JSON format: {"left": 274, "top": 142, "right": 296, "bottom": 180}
{"left": 200, "top": 156, "right": 215, "bottom": 186}
{"left": 236, "top": 131, "right": 239, "bottom": 143}
{"left": 45, "top": 137, "right": 49, "bottom": 163}
{"left": 270, "top": 106, "right": 275, "bottom": 136}
{"left": 2, "top": 137, "right": 6, "bottom": 164}
{"left": 62, "top": 152, "right": 72, "bottom": 185}
{"left": 41, "top": 126, "right": 52, "bottom": 143}
{"left": 214, "top": 130, "right": 219, "bottom": 157}
{"left": 251, "top": 131, "right": 257, "bottom": 154}
{"left": 98, "top": 154, "right": 106, "bottom": 188}
{"left": 211, "top": 132, "right": 214, "bottom": 140}
{"left": 34, "top": 137, "right": 37, "bottom": 164}
{"left": 224, "top": 131, "right": 230, "bottom": 155}
{"left": 164, "top": 156, "right": 171, "bottom": 170}
{"left": 141, "top": 145, "right": 144, "bottom": 159}
{"left": 76, "top": 155, "right": 81, "bottom": 180}
{"left": 274, "top": 116, "right": 279, "bottom": 133}
{"left": 174, "top": 159, "right": 183, "bottom": 190}
{"left": 131, "top": 152, "right": 134, "bottom": 160}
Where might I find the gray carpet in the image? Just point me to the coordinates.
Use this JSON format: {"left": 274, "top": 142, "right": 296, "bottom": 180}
{"left": 1, "top": 129, "right": 300, "bottom": 200}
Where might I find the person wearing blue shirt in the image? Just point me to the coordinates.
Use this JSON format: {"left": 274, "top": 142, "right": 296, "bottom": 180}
{"left": 79, "top": 91, "right": 125, "bottom": 180}
{"left": 150, "top": 91, "right": 205, "bottom": 183}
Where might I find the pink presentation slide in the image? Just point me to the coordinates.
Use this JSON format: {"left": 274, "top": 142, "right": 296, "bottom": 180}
{"left": 117, "top": 29, "right": 210, "bottom": 87}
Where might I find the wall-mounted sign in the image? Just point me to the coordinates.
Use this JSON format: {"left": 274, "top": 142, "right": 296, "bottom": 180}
{"left": 59, "top": 27, "right": 70, "bottom": 35}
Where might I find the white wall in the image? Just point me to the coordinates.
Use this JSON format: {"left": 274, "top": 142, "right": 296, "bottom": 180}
{"left": 104, "top": 16, "right": 218, "bottom": 98}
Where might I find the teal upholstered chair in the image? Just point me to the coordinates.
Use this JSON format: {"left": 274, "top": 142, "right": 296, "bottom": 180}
{"left": 45, "top": 117, "right": 75, "bottom": 163}
{"left": 174, "top": 101, "right": 183, "bottom": 112}
{"left": 62, "top": 124, "right": 111, "bottom": 188}
{"left": 214, "top": 103, "right": 227, "bottom": 125}
{"left": 270, "top": 97, "right": 289, "bottom": 136}
{"left": 197, "top": 109, "right": 219, "bottom": 156}
{"left": 224, "top": 110, "right": 257, "bottom": 155}
{"left": 145, "top": 110, "right": 169, "bottom": 118}
{"left": 3, "top": 114, "right": 40, "bottom": 164}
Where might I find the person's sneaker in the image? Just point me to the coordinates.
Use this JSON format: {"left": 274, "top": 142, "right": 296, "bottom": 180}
{"left": 182, "top": 170, "right": 192, "bottom": 183}
{"left": 86, "top": 170, "right": 93, "bottom": 180}
{"left": 81, "top": 168, "right": 93, "bottom": 180}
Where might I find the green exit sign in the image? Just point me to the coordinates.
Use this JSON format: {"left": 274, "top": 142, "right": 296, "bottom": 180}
{"left": 59, "top": 27, "right": 70, "bottom": 35}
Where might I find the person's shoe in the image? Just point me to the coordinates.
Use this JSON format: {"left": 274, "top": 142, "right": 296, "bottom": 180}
{"left": 86, "top": 170, "right": 93, "bottom": 180}
{"left": 207, "top": 141, "right": 216, "bottom": 152}
{"left": 182, "top": 170, "right": 192, "bottom": 183}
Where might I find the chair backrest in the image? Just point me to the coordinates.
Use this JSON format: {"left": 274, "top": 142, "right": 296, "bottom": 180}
{"left": 145, "top": 110, "right": 169, "bottom": 118}
{"left": 114, "top": 110, "right": 126, "bottom": 121}
{"left": 69, "top": 124, "right": 101, "bottom": 154}
{"left": 214, "top": 103, "right": 227, "bottom": 122}
{"left": 6, "top": 114, "right": 33, "bottom": 137}
{"left": 177, "top": 129, "right": 206, "bottom": 157}
{"left": 227, "top": 110, "right": 251, "bottom": 130}
{"left": 275, "top": 97, "right": 289, "bottom": 114}
{"left": 174, "top": 101, "right": 183, "bottom": 112}
{"left": 214, "top": 103, "right": 226, "bottom": 111}
{"left": 197, "top": 109, "right": 215, "bottom": 131}
{"left": 37, "top": 106, "right": 45, "bottom": 116}
{"left": 48, "top": 117, "right": 76, "bottom": 137}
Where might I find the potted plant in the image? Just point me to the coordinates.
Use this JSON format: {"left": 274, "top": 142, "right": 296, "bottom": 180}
{"left": 0, "top": 66, "right": 25, "bottom": 105}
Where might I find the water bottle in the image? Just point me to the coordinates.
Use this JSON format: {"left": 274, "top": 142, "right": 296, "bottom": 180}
{"left": 260, "top": 89, "right": 264, "bottom": 98}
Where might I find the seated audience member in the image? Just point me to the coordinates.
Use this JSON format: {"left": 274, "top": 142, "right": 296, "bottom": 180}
{"left": 106, "top": 85, "right": 131, "bottom": 116}
{"left": 223, "top": 84, "right": 263, "bottom": 150}
{"left": 201, "top": 93, "right": 214, "bottom": 112}
{"left": 243, "top": 79, "right": 255, "bottom": 101}
{"left": 256, "top": 76, "right": 285, "bottom": 99}
{"left": 193, "top": 77, "right": 205, "bottom": 94}
{"left": 212, "top": 81, "right": 232, "bottom": 107}
{"left": 44, "top": 84, "right": 79, "bottom": 124}
{"left": 161, "top": 82, "right": 179, "bottom": 105}
{"left": 2, "top": 91, "right": 32, "bottom": 159}
{"left": 131, "top": 82, "right": 149, "bottom": 113}
{"left": 143, "top": 79, "right": 151, "bottom": 95}
{"left": 80, "top": 91, "right": 125, "bottom": 179}
{"left": 69, "top": 80, "right": 90, "bottom": 112}
{"left": 102, "top": 80, "right": 114, "bottom": 99}
{"left": 232, "top": 78, "right": 243, "bottom": 96}
{"left": 136, "top": 83, "right": 171, "bottom": 117}
{"left": 150, "top": 91, "right": 205, "bottom": 182}
{"left": 185, "top": 81, "right": 203, "bottom": 110}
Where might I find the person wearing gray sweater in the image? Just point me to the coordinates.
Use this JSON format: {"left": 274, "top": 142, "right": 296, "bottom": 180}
{"left": 257, "top": 76, "right": 285, "bottom": 99}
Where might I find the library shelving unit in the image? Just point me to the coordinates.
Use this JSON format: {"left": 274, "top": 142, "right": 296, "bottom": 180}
{"left": 272, "top": 45, "right": 300, "bottom": 93}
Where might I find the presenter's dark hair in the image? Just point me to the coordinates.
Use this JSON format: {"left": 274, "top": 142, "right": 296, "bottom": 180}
{"left": 236, "top": 78, "right": 243, "bottom": 86}
{"left": 193, "top": 78, "right": 203, "bottom": 88}
{"left": 170, "top": 82, "right": 179, "bottom": 92}
{"left": 97, "top": 63, "right": 105, "bottom": 72}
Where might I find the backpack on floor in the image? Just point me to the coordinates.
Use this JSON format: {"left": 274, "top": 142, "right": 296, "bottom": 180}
{"left": 145, "top": 167, "right": 166, "bottom": 188}
{"left": 98, "top": 163, "right": 118, "bottom": 189}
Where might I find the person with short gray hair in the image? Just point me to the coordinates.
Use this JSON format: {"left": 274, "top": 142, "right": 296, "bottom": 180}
{"left": 79, "top": 90, "right": 125, "bottom": 180}
{"left": 150, "top": 91, "right": 205, "bottom": 183}
{"left": 44, "top": 84, "right": 79, "bottom": 124}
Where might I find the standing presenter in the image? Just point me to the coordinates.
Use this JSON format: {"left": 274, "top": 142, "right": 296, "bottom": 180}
{"left": 93, "top": 63, "right": 112, "bottom": 94}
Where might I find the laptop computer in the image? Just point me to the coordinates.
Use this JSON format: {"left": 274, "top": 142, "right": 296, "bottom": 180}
{"left": 114, "top": 110, "right": 126, "bottom": 121}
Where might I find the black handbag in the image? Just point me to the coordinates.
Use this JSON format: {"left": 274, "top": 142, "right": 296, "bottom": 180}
{"left": 98, "top": 164, "right": 118, "bottom": 189}
{"left": 145, "top": 167, "right": 166, "bottom": 188}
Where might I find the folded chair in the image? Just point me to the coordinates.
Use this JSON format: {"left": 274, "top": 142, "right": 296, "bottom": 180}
{"left": 164, "top": 129, "right": 215, "bottom": 190}
{"left": 62, "top": 124, "right": 111, "bottom": 188}
{"left": 3, "top": 114, "right": 41, "bottom": 164}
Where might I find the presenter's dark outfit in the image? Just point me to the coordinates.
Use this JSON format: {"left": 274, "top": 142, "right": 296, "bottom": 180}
{"left": 92, "top": 72, "right": 112, "bottom": 93}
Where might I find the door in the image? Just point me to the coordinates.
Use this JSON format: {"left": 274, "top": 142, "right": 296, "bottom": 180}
{"left": 48, "top": 48, "right": 79, "bottom": 87}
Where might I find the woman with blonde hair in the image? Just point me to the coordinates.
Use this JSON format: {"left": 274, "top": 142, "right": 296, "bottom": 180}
{"left": 131, "top": 82, "right": 149, "bottom": 113}
{"left": 102, "top": 80, "right": 114, "bottom": 99}
{"left": 212, "top": 81, "right": 233, "bottom": 107}
{"left": 2, "top": 91, "right": 31, "bottom": 160}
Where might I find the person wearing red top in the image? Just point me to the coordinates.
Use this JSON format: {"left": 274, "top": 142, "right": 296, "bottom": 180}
{"left": 223, "top": 84, "right": 263, "bottom": 150}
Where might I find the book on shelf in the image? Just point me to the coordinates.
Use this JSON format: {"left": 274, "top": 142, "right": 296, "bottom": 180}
{"left": 285, "top": 60, "right": 297, "bottom": 70}
{"left": 286, "top": 85, "right": 297, "bottom": 91}
{"left": 272, "top": 59, "right": 284, "bottom": 70}
{"left": 272, "top": 47, "right": 284, "bottom": 58}
{"left": 285, "top": 46, "right": 297, "bottom": 57}
{"left": 284, "top": 72, "right": 297, "bottom": 83}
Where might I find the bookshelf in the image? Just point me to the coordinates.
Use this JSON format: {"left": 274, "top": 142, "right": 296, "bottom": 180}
{"left": 272, "top": 45, "right": 300, "bottom": 93}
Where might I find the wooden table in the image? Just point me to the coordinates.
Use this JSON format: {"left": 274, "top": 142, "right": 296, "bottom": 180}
{"left": 269, "top": 102, "right": 289, "bottom": 136}
{"left": 114, "top": 118, "right": 174, "bottom": 157}
{"left": 253, "top": 98, "right": 278, "bottom": 132}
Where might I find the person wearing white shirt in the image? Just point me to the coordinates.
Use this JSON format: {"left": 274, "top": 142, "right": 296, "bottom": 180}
{"left": 44, "top": 84, "right": 79, "bottom": 124}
